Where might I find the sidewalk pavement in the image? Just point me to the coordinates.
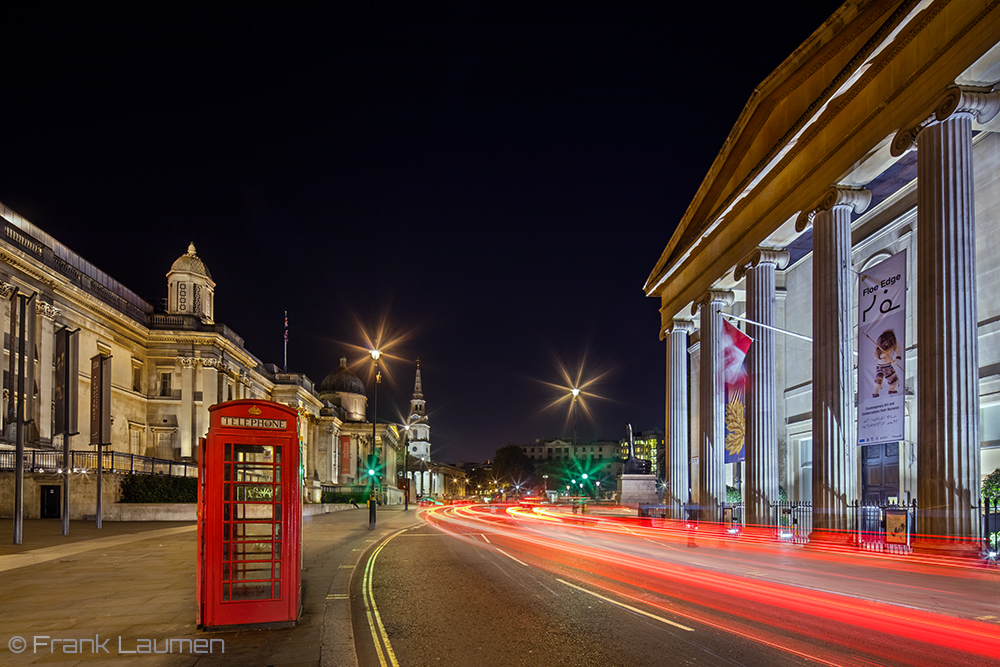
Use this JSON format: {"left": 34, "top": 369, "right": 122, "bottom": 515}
{"left": 0, "top": 507, "right": 421, "bottom": 666}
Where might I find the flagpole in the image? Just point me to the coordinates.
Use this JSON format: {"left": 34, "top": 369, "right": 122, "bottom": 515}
{"left": 283, "top": 311, "right": 288, "bottom": 372}
{"left": 724, "top": 313, "right": 812, "bottom": 343}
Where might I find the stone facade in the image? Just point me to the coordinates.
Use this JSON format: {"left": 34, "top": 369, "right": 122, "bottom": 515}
{"left": 644, "top": 0, "right": 1000, "bottom": 548}
{"left": 0, "top": 204, "right": 399, "bottom": 505}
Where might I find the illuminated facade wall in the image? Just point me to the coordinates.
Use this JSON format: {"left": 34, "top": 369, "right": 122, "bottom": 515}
{"left": 523, "top": 438, "right": 618, "bottom": 462}
{"left": 0, "top": 206, "right": 358, "bottom": 501}
{"left": 619, "top": 429, "right": 664, "bottom": 478}
{"left": 645, "top": 0, "right": 1000, "bottom": 544}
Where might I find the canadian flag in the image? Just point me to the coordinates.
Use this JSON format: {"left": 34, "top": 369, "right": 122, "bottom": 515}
{"left": 721, "top": 319, "right": 753, "bottom": 385}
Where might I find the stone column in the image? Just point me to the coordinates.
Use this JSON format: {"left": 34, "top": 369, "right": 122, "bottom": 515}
{"left": 306, "top": 414, "right": 317, "bottom": 482}
{"left": 36, "top": 301, "right": 60, "bottom": 444}
{"left": 736, "top": 249, "right": 789, "bottom": 527}
{"left": 665, "top": 319, "right": 694, "bottom": 519}
{"left": 201, "top": 360, "right": 221, "bottom": 444}
{"left": 796, "top": 187, "right": 869, "bottom": 535}
{"left": 179, "top": 357, "right": 196, "bottom": 459}
{"left": 894, "top": 87, "right": 1000, "bottom": 546}
{"left": 1, "top": 282, "right": 16, "bottom": 434}
{"left": 693, "top": 290, "right": 733, "bottom": 521}
{"left": 688, "top": 334, "right": 700, "bottom": 510}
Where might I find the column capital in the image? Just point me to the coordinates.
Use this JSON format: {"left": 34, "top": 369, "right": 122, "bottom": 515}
{"left": 35, "top": 300, "right": 61, "bottom": 319}
{"left": 795, "top": 186, "right": 871, "bottom": 232}
{"left": 690, "top": 290, "right": 733, "bottom": 316}
{"left": 0, "top": 282, "right": 17, "bottom": 299}
{"left": 201, "top": 358, "right": 229, "bottom": 373}
{"left": 665, "top": 319, "right": 695, "bottom": 336}
{"left": 734, "top": 248, "right": 790, "bottom": 281}
{"left": 892, "top": 85, "right": 1000, "bottom": 156}
{"left": 178, "top": 356, "right": 198, "bottom": 369}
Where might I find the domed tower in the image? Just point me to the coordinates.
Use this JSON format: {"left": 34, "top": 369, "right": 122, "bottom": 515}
{"left": 407, "top": 360, "right": 431, "bottom": 461}
{"left": 318, "top": 357, "right": 368, "bottom": 422}
{"left": 167, "top": 242, "right": 215, "bottom": 322}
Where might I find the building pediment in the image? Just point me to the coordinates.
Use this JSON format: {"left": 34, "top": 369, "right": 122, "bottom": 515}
{"left": 646, "top": 0, "right": 1000, "bottom": 325}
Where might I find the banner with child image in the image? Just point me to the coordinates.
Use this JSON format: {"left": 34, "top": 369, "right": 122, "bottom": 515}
{"left": 722, "top": 319, "right": 752, "bottom": 463}
{"left": 857, "top": 250, "right": 906, "bottom": 445}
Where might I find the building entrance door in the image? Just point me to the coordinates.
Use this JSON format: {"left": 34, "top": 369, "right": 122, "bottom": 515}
{"left": 40, "top": 485, "right": 60, "bottom": 518}
{"left": 862, "top": 443, "right": 900, "bottom": 504}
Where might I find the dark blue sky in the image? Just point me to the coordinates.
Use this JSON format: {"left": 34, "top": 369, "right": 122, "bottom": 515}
{"left": 0, "top": 3, "right": 842, "bottom": 463}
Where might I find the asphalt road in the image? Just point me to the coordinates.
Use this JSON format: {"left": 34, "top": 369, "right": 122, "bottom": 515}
{"left": 351, "top": 521, "right": 816, "bottom": 667}
{"left": 349, "top": 506, "right": 1000, "bottom": 667}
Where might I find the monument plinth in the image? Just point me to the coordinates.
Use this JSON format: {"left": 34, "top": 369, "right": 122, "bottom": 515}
{"left": 617, "top": 474, "right": 659, "bottom": 506}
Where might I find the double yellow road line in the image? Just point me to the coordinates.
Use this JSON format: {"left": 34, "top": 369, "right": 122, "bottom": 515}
{"left": 361, "top": 528, "right": 409, "bottom": 667}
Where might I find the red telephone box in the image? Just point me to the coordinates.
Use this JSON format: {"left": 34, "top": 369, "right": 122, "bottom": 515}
{"left": 197, "top": 400, "right": 302, "bottom": 629}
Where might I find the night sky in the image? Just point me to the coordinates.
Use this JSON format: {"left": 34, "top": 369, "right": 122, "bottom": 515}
{"left": 0, "top": 3, "right": 842, "bottom": 463}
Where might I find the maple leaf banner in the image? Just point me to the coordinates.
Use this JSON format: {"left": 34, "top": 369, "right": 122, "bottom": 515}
{"left": 722, "top": 319, "right": 752, "bottom": 464}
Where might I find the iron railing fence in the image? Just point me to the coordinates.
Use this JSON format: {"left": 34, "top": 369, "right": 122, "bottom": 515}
{"left": 637, "top": 504, "right": 668, "bottom": 519}
{"left": 0, "top": 449, "right": 197, "bottom": 478}
{"left": 983, "top": 498, "right": 1000, "bottom": 554}
{"left": 723, "top": 502, "right": 744, "bottom": 532}
{"left": 853, "top": 500, "right": 916, "bottom": 555}
{"left": 621, "top": 497, "right": 1000, "bottom": 556}
{"left": 772, "top": 501, "right": 813, "bottom": 544}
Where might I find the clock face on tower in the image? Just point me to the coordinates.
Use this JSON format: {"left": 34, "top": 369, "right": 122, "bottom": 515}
{"left": 411, "top": 413, "right": 420, "bottom": 420}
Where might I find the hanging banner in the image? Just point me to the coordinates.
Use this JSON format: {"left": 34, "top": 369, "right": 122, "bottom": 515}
{"left": 722, "top": 319, "right": 752, "bottom": 463}
{"left": 339, "top": 435, "right": 351, "bottom": 478}
{"left": 858, "top": 251, "right": 906, "bottom": 445}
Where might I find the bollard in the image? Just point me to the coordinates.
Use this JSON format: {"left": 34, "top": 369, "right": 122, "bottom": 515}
{"left": 369, "top": 497, "right": 377, "bottom": 530}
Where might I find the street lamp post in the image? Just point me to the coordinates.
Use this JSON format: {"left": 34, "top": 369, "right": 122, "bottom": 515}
{"left": 570, "top": 387, "right": 580, "bottom": 454}
{"left": 402, "top": 423, "right": 409, "bottom": 511}
{"left": 369, "top": 349, "right": 381, "bottom": 527}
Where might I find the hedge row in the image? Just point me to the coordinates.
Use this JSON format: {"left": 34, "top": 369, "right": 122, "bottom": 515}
{"left": 321, "top": 491, "right": 366, "bottom": 505}
{"left": 119, "top": 474, "right": 198, "bottom": 503}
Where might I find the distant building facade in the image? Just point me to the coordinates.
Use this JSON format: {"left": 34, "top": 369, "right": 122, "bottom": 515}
{"left": 619, "top": 429, "right": 664, "bottom": 479}
{"left": 0, "top": 203, "right": 401, "bottom": 511}
{"left": 522, "top": 438, "right": 618, "bottom": 463}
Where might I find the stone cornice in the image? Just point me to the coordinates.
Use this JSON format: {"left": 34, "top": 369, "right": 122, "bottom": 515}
{"left": 0, "top": 248, "right": 57, "bottom": 289}
{"left": 645, "top": 1, "right": 896, "bottom": 296}
{"left": 147, "top": 330, "right": 261, "bottom": 371}
{"left": 1, "top": 245, "right": 151, "bottom": 347}
{"left": 647, "top": 0, "right": 1000, "bottom": 325}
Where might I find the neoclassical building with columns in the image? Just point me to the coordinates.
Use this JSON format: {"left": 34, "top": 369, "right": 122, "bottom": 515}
{"left": 0, "top": 202, "right": 401, "bottom": 512}
{"left": 645, "top": 0, "right": 1000, "bottom": 547}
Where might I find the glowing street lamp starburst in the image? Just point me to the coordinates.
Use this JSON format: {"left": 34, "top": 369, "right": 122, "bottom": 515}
{"left": 335, "top": 311, "right": 419, "bottom": 392}
{"left": 534, "top": 353, "right": 614, "bottom": 432}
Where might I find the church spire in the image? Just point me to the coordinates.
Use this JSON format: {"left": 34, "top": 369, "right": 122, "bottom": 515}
{"left": 407, "top": 358, "right": 431, "bottom": 461}
{"left": 413, "top": 357, "right": 423, "bottom": 399}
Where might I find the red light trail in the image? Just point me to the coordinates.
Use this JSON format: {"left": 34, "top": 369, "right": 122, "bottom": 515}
{"left": 419, "top": 503, "right": 1000, "bottom": 667}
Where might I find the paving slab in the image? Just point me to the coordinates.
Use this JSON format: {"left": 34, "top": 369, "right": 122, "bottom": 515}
{"left": 1, "top": 508, "right": 421, "bottom": 666}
